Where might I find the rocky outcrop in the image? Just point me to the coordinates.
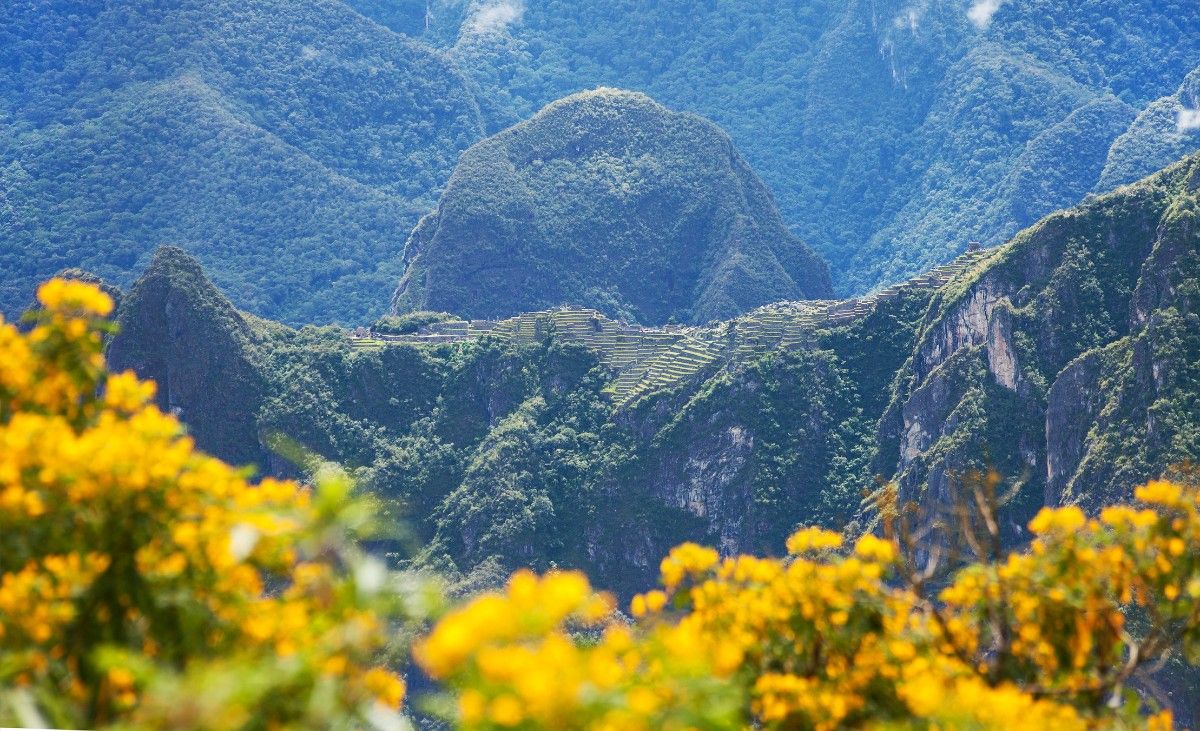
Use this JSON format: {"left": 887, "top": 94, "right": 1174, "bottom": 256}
{"left": 1044, "top": 349, "right": 1105, "bottom": 503}
{"left": 986, "top": 304, "right": 1020, "bottom": 392}
{"left": 880, "top": 154, "right": 1200, "bottom": 523}
{"left": 107, "top": 246, "right": 269, "bottom": 469}
{"left": 653, "top": 423, "right": 755, "bottom": 556}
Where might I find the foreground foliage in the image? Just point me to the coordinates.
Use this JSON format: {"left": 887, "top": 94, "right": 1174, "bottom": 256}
{"left": 0, "top": 280, "right": 414, "bottom": 729}
{"left": 2, "top": 276, "right": 1198, "bottom": 730}
{"left": 418, "top": 482, "right": 1200, "bottom": 729}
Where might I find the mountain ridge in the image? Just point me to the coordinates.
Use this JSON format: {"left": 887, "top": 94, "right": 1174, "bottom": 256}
{"left": 0, "top": 0, "right": 486, "bottom": 324}
{"left": 103, "top": 152, "right": 1200, "bottom": 610}
{"left": 408, "top": 0, "right": 1200, "bottom": 293}
{"left": 4, "top": 0, "right": 1200, "bottom": 319}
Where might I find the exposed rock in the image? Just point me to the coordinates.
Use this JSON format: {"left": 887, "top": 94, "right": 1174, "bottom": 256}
{"left": 986, "top": 304, "right": 1020, "bottom": 392}
{"left": 881, "top": 155, "right": 1199, "bottom": 526}
{"left": 1044, "top": 349, "right": 1105, "bottom": 504}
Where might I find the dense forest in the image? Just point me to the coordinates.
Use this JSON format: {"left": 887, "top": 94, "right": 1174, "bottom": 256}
{"left": 396, "top": 0, "right": 1200, "bottom": 291}
{"left": 393, "top": 89, "right": 831, "bottom": 325}
{"left": 4, "top": 0, "right": 1200, "bottom": 325}
{"left": 0, "top": 0, "right": 483, "bottom": 324}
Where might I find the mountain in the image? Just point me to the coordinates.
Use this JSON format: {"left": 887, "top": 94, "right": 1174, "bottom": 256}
{"left": 0, "top": 0, "right": 485, "bottom": 325}
{"left": 107, "top": 246, "right": 270, "bottom": 469}
{"left": 403, "top": 0, "right": 1200, "bottom": 293}
{"left": 1099, "top": 67, "right": 1200, "bottom": 190}
{"left": 392, "top": 89, "right": 832, "bottom": 325}
{"left": 107, "top": 153, "right": 1200, "bottom": 607}
{"left": 5, "top": 0, "right": 1199, "bottom": 320}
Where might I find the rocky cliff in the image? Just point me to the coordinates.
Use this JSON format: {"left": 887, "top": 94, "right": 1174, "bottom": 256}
{"left": 107, "top": 247, "right": 269, "bottom": 469}
{"left": 879, "top": 156, "right": 1199, "bottom": 527}
{"left": 108, "top": 155, "right": 1200, "bottom": 601}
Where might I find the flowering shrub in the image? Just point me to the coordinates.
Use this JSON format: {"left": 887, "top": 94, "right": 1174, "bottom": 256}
{"left": 7, "top": 278, "right": 1199, "bottom": 730}
{"left": 0, "top": 280, "right": 414, "bottom": 729}
{"left": 419, "top": 490, "right": 1200, "bottom": 729}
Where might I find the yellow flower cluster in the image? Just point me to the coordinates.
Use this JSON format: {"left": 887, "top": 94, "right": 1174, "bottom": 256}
{"left": 937, "top": 484, "right": 1200, "bottom": 702}
{"left": 898, "top": 657, "right": 1088, "bottom": 730}
{"left": 417, "top": 569, "right": 612, "bottom": 678}
{"left": 35, "top": 278, "right": 114, "bottom": 317}
{"left": 785, "top": 526, "right": 844, "bottom": 554}
{"left": 424, "top": 486, "right": 1200, "bottom": 730}
{"left": 416, "top": 569, "right": 743, "bottom": 729}
{"left": 0, "top": 280, "right": 407, "bottom": 730}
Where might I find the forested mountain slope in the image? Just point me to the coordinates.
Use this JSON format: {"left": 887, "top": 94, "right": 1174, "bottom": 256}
{"left": 5, "top": 0, "right": 1200, "bottom": 321}
{"left": 107, "top": 153, "right": 1200, "bottom": 603}
{"left": 1100, "top": 67, "right": 1200, "bottom": 189}
{"left": 392, "top": 89, "right": 832, "bottom": 324}
{"left": 397, "top": 0, "right": 1200, "bottom": 292}
{"left": 0, "top": 0, "right": 484, "bottom": 324}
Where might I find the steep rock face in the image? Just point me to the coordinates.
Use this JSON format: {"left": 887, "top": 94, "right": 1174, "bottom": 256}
{"left": 650, "top": 422, "right": 755, "bottom": 556}
{"left": 878, "top": 155, "right": 1200, "bottom": 523}
{"left": 107, "top": 247, "right": 268, "bottom": 469}
{"left": 392, "top": 89, "right": 832, "bottom": 325}
{"left": 635, "top": 348, "right": 875, "bottom": 557}
{"left": 1044, "top": 349, "right": 1105, "bottom": 503}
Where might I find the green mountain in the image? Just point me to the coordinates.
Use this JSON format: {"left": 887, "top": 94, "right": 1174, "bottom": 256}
{"left": 0, "top": 0, "right": 484, "bottom": 325}
{"left": 392, "top": 89, "right": 832, "bottom": 325}
{"left": 107, "top": 153, "right": 1200, "bottom": 606}
{"left": 1099, "top": 67, "right": 1200, "bottom": 190}
{"left": 401, "top": 0, "right": 1200, "bottom": 292}
{"left": 4, "top": 0, "right": 1199, "bottom": 320}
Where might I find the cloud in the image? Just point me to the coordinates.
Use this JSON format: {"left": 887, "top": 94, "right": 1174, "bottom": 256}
{"left": 895, "top": 7, "right": 922, "bottom": 32}
{"left": 466, "top": 0, "right": 525, "bottom": 36}
{"left": 1179, "top": 109, "right": 1200, "bottom": 133}
{"left": 967, "top": 0, "right": 1006, "bottom": 29}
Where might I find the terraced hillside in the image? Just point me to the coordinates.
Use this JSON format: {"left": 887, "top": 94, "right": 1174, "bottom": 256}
{"left": 354, "top": 247, "right": 998, "bottom": 406}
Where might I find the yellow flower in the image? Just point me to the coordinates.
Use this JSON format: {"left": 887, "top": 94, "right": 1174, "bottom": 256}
{"left": 459, "top": 689, "right": 486, "bottom": 724}
{"left": 104, "top": 370, "right": 157, "bottom": 413}
{"left": 107, "top": 667, "right": 136, "bottom": 690}
{"left": 1028, "top": 506, "right": 1086, "bottom": 535}
{"left": 363, "top": 667, "right": 406, "bottom": 709}
{"left": 1136, "top": 480, "right": 1184, "bottom": 507}
{"left": 659, "top": 543, "right": 719, "bottom": 588}
{"left": 786, "top": 527, "right": 844, "bottom": 554}
{"left": 36, "top": 278, "right": 114, "bottom": 317}
{"left": 489, "top": 695, "right": 524, "bottom": 726}
{"left": 853, "top": 534, "right": 897, "bottom": 563}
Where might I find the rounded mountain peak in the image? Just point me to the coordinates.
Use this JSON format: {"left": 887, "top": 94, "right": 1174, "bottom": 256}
{"left": 392, "top": 88, "right": 832, "bottom": 325}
